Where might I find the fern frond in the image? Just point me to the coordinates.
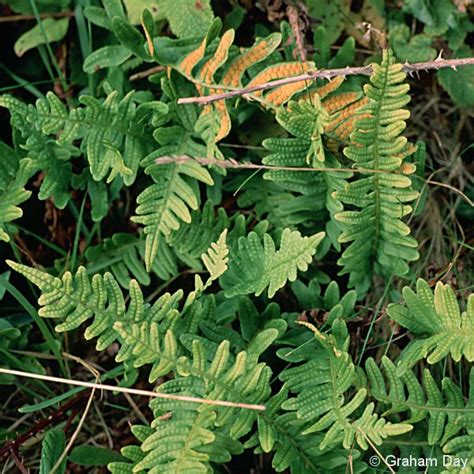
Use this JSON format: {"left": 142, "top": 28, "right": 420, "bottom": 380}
{"left": 366, "top": 356, "right": 466, "bottom": 445}
{"left": 221, "top": 228, "right": 324, "bottom": 298}
{"left": 442, "top": 435, "right": 474, "bottom": 465}
{"left": 0, "top": 150, "right": 31, "bottom": 242}
{"left": 387, "top": 279, "right": 474, "bottom": 371}
{"left": 334, "top": 49, "right": 419, "bottom": 292}
{"left": 5, "top": 261, "right": 182, "bottom": 352}
{"left": 237, "top": 178, "right": 328, "bottom": 231}
{"left": 0, "top": 91, "right": 167, "bottom": 186}
{"left": 110, "top": 392, "right": 242, "bottom": 474}
{"left": 440, "top": 369, "right": 474, "bottom": 462}
{"left": 263, "top": 99, "right": 351, "bottom": 247}
{"left": 108, "top": 425, "right": 150, "bottom": 473}
{"left": 247, "top": 394, "right": 367, "bottom": 473}
{"left": 297, "top": 77, "right": 369, "bottom": 148}
{"left": 131, "top": 158, "right": 213, "bottom": 271}
{"left": 246, "top": 62, "right": 314, "bottom": 106}
{"left": 220, "top": 33, "right": 281, "bottom": 88}
{"left": 84, "top": 233, "right": 178, "bottom": 288}
{"left": 174, "top": 29, "right": 285, "bottom": 144}
{"left": 280, "top": 320, "right": 412, "bottom": 451}
{"left": 0, "top": 94, "right": 77, "bottom": 208}
{"left": 109, "top": 334, "right": 275, "bottom": 473}
{"left": 276, "top": 98, "right": 330, "bottom": 164}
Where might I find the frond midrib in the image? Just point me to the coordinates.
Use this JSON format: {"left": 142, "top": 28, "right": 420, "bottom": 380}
{"left": 369, "top": 61, "right": 390, "bottom": 264}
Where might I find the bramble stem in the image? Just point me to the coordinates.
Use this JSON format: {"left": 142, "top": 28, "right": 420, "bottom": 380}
{"left": 177, "top": 56, "right": 474, "bottom": 105}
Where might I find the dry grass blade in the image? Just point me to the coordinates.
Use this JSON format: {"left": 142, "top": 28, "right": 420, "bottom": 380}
{"left": 0, "top": 368, "right": 267, "bottom": 411}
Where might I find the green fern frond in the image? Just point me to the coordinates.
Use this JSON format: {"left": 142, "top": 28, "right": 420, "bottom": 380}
{"left": 0, "top": 151, "right": 31, "bottom": 242}
{"left": 108, "top": 425, "right": 150, "bottom": 473}
{"left": 168, "top": 200, "right": 236, "bottom": 269}
{"left": 131, "top": 158, "right": 214, "bottom": 271}
{"left": 263, "top": 99, "right": 351, "bottom": 248}
{"left": 237, "top": 179, "right": 328, "bottom": 231}
{"left": 113, "top": 323, "right": 177, "bottom": 381}
{"left": 0, "top": 95, "right": 77, "bottom": 208}
{"left": 221, "top": 228, "right": 325, "bottom": 298}
{"left": 109, "top": 335, "right": 275, "bottom": 473}
{"left": 442, "top": 436, "right": 474, "bottom": 466}
{"left": 275, "top": 98, "right": 330, "bottom": 165}
{"left": 366, "top": 356, "right": 466, "bottom": 445}
{"left": 246, "top": 384, "right": 367, "bottom": 473}
{"left": 441, "top": 369, "right": 474, "bottom": 463}
{"left": 84, "top": 233, "right": 178, "bottom": 288}
{"left": 334, "top": 49, "right": 420, "bottom": 292}
{"left": 280, "top": 320, "right": 412, "bottom": 451}
{"left": 387, "top": 279, "right": 474, "bottom": 371}
{"left": 111, "top": 398, "right": 241, "bottom": 474}
{"left": 5, "top": 261, "right": 182, "bottom": 352}
{"left": 0, "top": 91, "right": 167, "bottom": 186}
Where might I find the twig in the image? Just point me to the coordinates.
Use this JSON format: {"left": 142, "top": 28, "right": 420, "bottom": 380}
{"left": 286, "top": 4, "right": 307, "bottom": 62}
{"left": 0, "top": 391, "right": 89, "bottom": 459}
{"left": 155, "top": 155, "right": 362, "bottom": 173}
{"left": 177, "top": 55, "right": 474, "bottom": 105}
{"left": 0, "top": 368, "right": 266, "bottom": 411}
{"left": 9, "top": 449, "right": 28, "bottom": 474}
{"left": 129, "top": 65, "right": 166, "bottom": 81}
{"left": 154, "top": 156, "right": 474, "bottom": 206}
{"left": 0, "top": 11, "right": 74, "bottom": 23}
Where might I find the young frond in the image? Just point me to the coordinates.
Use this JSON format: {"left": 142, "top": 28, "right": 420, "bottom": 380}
{"left": 387, "top": 279, "right": 474, "bottom": 371}
{"left": 335, "top": 48, "right": 419, "bottom": 292}
{"left": 201, "top": 229, "right": 229, "bottom": 281}
{"left": 221, "top": 228, "right": 325, "bottom": 298}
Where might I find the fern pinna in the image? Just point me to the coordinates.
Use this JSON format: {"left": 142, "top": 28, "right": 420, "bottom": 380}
{"left": 1, "top": 3, "right": 472, "bottom": 470}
